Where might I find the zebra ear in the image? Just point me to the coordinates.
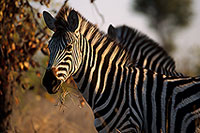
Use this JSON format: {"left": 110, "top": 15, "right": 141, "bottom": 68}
{"left": 108, "top": 24, "right": 117, "bottom": 40}
{"left": 43, "top": 11, "right": 56, "bottom": 31}
{"left": 68, "top": 10, "right": 79, "bottom": 32}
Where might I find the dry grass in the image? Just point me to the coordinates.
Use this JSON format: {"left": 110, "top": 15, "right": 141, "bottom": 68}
{"left": 11, "top": 87, "right": 97, "bottom": 133}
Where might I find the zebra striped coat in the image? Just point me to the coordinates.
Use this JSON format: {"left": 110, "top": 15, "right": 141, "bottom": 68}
{"left": 42, "top": 4, "right": 200, "bottom": 133}
{"left": 107, "top": 25, "right": 183, "bottom": 77}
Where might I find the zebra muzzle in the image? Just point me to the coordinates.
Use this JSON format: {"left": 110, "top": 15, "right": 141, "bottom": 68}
{"left": 42, "top": 69, "right": 61, "bottom": 94}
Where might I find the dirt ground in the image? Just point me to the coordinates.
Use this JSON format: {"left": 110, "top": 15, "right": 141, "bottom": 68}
{"left": 11, "top": 91, "right": 97, "bottom": 133}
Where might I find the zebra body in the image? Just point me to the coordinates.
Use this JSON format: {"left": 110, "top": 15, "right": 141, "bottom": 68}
{"left": 42, "top": 4, "right": 200, "bottom": 132}
{"left": 107, "top": 25, "right": 183, "bottom": 77}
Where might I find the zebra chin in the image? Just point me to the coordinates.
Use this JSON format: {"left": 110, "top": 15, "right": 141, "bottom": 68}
{"left": 42, "top": 69, "right": 61, "bottom": 94}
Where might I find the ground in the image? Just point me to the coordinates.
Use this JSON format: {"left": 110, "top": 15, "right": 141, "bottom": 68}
{"left": 11, "top": 90, "right": 97, "bottom": 133}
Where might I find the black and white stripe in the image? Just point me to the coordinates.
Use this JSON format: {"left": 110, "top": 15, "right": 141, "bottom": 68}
{"left": 43, "top": 4, "right": 200, "bottom": 133}
{"left": 108, "top": 25, "right": 184, "bottom": 77}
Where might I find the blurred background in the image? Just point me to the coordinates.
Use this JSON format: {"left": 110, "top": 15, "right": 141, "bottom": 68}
{"left": 0, "top": 0, "right": 200, "bottom": 132}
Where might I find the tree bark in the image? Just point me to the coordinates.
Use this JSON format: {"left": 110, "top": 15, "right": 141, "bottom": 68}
{"left": 0, "top": 76, "right": 14, "bottom": 132}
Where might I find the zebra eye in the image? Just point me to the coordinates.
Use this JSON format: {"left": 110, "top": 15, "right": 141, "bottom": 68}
{"left": 68, "top": 10, "right": 78, "bottom": 32}
{"left": 66, "top": 45, "right": 72, "bottom": 51}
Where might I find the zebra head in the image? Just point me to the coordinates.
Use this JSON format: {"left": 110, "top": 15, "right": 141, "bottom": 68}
{"left": 108, "top": 24, "right": 120, "bottom": 42}
{"left": 42, "top": 8, "right": 82, "bottom": 94}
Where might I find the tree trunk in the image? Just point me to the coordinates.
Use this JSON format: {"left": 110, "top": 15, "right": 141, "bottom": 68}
{"left": 154, "top": 21, "right": 175, "bottom": 54}
{"left": 0, "top": 77, "right": 14, "bottom": 132}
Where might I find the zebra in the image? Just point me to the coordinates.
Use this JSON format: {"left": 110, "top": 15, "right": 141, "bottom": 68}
{"left": 42, "top": 4, "right": 200, "bottom": 133}
{"left": 107, "top": 25, "right": 184, "bottom": 77}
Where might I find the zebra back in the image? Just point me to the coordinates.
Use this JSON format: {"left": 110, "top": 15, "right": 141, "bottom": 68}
{"left": 108, "top": 25, "right": 184, "bottom": 77}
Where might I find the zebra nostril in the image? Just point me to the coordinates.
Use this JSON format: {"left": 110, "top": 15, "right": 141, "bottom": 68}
{"left": 42, "top": 69, "right": 61, "bottom": 94}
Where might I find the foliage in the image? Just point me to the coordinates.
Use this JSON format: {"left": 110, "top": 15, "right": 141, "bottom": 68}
{"left": 132, "top": 0, "right": 193, "bottom": 53}
{"left": 0, "top": 0, "right": 51, "bottom": 131}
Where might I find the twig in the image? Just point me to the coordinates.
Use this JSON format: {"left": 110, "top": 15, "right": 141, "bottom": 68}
{"left": 31, "top": 119, "right": 38, "bottom": 133}
{"left": 92, "top": 2, "right": 105, "bottom": 26}
{"left": 0, "top": 44, "right": 4, "bottom": 58}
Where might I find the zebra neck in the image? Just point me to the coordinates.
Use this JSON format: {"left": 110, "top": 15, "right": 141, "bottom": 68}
{"left": 73, "top": 35, "right": 130, "bottom": 108}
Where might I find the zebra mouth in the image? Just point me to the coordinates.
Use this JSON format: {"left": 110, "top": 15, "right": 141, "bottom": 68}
{"left": 51, "top": 79, "right": 61, "bottom": 94}
{"left": 42, "top": 69, "right": 62, "bottom": 94}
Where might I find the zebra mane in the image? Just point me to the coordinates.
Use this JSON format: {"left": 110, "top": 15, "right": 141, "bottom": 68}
{"left": 108, "top": 25, "right": 178, "bottom": 72}
{"left": 54, "top": 4, "right": 133, "bottom": 66}
{"left": 55, "top": 3, "right": 99, "bottom": 33}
